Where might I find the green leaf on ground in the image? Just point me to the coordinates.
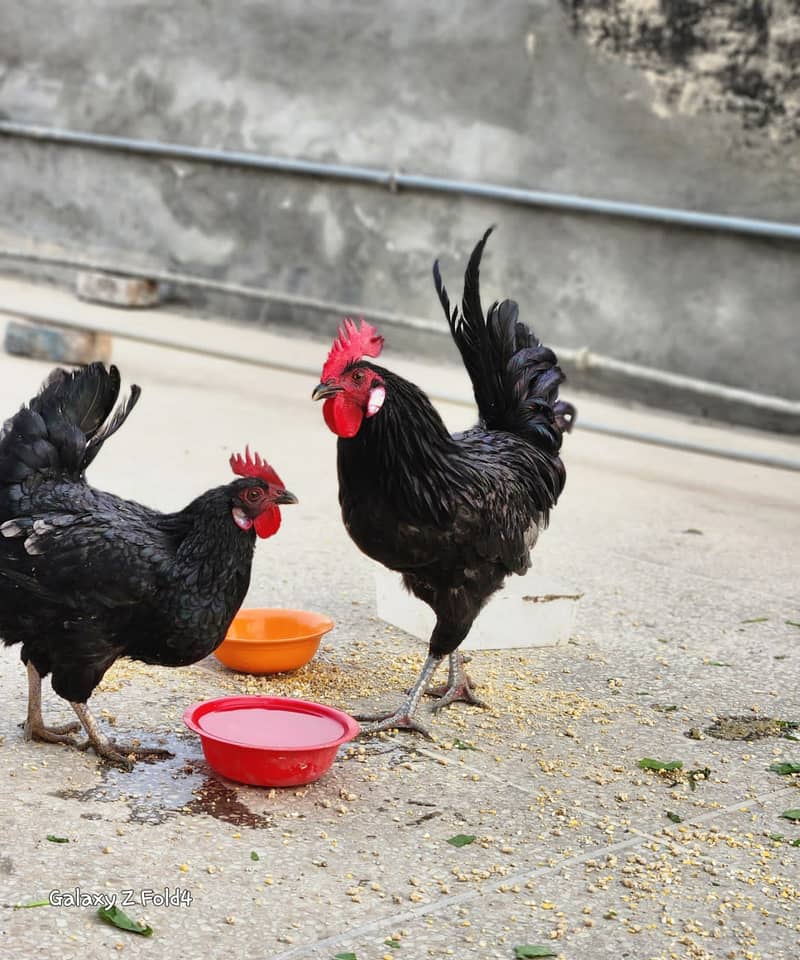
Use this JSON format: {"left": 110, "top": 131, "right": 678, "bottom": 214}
{"left": 514, "top": 947, "right": 558, "bottom": 959}
{"left": 706, "top": 661, "right": 731, "bottom": 667}
{"left": 780, "top": 809, "right": 800, "bottom": 821}
{"left": 638, "top": 758, "right": 683, "bottom": 772}
{"left": 97, "top": 905, "right": 153, "bottom": 936}
{"left": 13, "top": 899, "right": 50, "bottom": 909}
{"left": 786, "top": 620, "right": 800, "bottom": 629}
{"left": 384, "top": 938, "right": 402, "bottom": 948}
{"left": 46, "top": 835, "right": 69, "bottom": 843}
{"left": 682, "top": 528, "right": 703, "bottom": 535}
{"left": 446, "top": 834, "right": 476, "bottom": 847}
{"left": 452, "top": 738, "right": 477, "bottom": 750}
{"left": 770, "top": 762, "right": 800, "bottom": 776}
{"left": 250, "top": 850, "right": 259, "bottom": 861}
{"left": 666, "top": 811, "right": 683, "bottom": 823}
{"left": 652, "top": 704, "right": 678, "bottom": 712}
{"left": 768, "top": 833, "right": 785, "bottom": 842}
{"left": 333, "top": 954, "right": 357, "bottom": 960}
{"left": 741, "top": 616, "right": 769, "bottom": 624}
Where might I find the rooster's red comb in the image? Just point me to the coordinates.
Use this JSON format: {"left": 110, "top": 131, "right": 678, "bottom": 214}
{"left": 321, "top": 318, "right": 384, "bottom": 381}
{"left": 230, "top": 446, "right": 284, "bottom": 487}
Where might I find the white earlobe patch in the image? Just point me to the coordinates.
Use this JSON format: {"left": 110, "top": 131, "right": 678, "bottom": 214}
{"left": 366, "top": 385, "right": 386, "bottom": 417}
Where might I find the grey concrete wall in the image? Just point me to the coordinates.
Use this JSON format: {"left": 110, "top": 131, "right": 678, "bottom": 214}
{"left": 0, "top": 0, "right": 798, "bottom": 404}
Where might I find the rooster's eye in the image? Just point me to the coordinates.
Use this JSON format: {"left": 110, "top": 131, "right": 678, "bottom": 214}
{"left": 351, "top": 370, "right": 363, "bottom": 384}
{"left": 245, "top": 488, "right": 262, "bottom": 503}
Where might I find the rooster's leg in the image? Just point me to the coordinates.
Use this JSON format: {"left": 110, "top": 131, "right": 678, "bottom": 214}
{"left": 70, "top": 701, "right": 173, "bottom": 770}
{"left": 428, "top": 650, "right": 488, "bottom": 712}
{"left": 355, "top": 654, "right": 442, "bottom": 738}
{"left": 23, "top": 662, "right": 81, "bottom": 744}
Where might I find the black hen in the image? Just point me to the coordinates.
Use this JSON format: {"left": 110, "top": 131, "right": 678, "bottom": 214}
{"left": 312, "top": 228, "right": 574, "bottom": 736}
{"left": 0, "top": 363, "right": 297, "bottom": 766}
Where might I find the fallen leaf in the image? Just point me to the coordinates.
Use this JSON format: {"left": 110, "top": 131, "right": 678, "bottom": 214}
{"left": 514, "top": 947, "right": 558, "bottom": 959}
{"left": 250, "top": 851, "right": 260, "bottom": 861}
{"left": 97, "top": 905, "right": 152, "bottom": 936}
{"left": 638, "top": 758, "right": 683, "bottom": 772}
{"left": 741, "top": 616, "right": 769, "bottom": 624}
{"left": 786, "top": 620, "right": 800, "bottom": 629}
{"left": 452, "top": 738, "right": 477, "bottom": 751}
{"left": 384, "top": 938, "right": 401, "bottom": 948}
{"left": 13, "top": 899, "right": 50, "bottom": 909}
{"left": 780, "top": 809, "right": 800, "bottom": 821}
{"left": 46, "top": 835, "right": 69, "bottom": 843}
{"left": 769, "top": 762, "right": 800, "bottom": 776}
{"left": 666, "top": 811, "right": 683, "bottom": 823}
{"left": 333, "top": 954, "right": 357, "bottom": 960}
{"left": 446, "top": 834, "right": 476, "bottom": 848}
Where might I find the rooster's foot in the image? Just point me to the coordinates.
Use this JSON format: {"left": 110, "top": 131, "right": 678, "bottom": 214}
{"left": 355, "top": 709, "right": 434, "bottom": 739}
{"left": 429, "top": 679, "right": 487, "bottom": 712}
{"left": 426, "top": 650, "right": 488, "bottom": 712}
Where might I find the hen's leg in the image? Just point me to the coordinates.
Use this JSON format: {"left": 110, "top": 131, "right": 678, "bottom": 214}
{"left": 428, "top": 650, "right": 488, "bottom": 712}
{"left": 23, "top": 663, "right": 81, "bottom": 744}
{"left": 355, "top": 654, "right": 442, "bottom": 738}
{"left": 70, "top": 702, "right": 172, "bottom": 770}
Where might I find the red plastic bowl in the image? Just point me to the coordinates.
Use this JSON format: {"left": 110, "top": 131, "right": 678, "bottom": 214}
{"left": 183, "top": 695, "right": 360, "bottom": 787}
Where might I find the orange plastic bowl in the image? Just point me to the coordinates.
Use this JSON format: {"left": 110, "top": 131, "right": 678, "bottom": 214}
{"left": 214, "top": 608, "right": 334, "bottom": 674}
{"left": 183, "top": 695, "right": 360, "bottom": 787}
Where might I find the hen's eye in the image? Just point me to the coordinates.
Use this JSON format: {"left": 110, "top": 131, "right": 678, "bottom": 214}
{"left": 245, "top": 488, "right": 262, "bottom": 502}
{"left": 351, "top": 370, "right": 363, "bottom": 384}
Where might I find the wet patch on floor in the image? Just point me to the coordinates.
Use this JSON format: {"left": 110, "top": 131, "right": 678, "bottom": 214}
{"left": 703, "top": 716, "right": 800, "bottom": 741}
{"left": 51, "top": 733, "right": 273, "bottom": 828}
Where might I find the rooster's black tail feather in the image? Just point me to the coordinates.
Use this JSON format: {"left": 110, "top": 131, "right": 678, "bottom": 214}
{"left": 433, "top": 228, "right": 575, "bottom": 454}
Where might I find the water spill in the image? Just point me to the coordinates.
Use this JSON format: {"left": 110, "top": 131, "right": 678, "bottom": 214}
{"left": 53, "top": 732, "right": 272, "bottom": 828}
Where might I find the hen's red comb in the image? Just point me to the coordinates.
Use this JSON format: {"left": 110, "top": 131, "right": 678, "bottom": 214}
{"left": 321, "top": 318, "right": 384, "bottom": 381}
{"left": 230, "top": 446, "right": 284, "bottom": 487}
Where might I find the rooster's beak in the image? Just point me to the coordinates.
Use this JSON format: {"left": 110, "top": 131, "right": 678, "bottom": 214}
{"left": 274, "top": 489, "right": 299, "bottom": 505}
{"left": 312, "top": 382, "right": 342, "bottom": 401}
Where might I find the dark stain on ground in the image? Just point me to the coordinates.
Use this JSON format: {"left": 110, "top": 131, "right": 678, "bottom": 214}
{"left": 52, "top": 732, "right": 272, "bottom": 829}
{"left": 703, "top": 716, "right": 800, "bottom": 741}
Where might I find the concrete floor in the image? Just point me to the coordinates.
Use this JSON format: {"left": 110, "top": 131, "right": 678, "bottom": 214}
{"left": 0, "top": 295, "right": 798, "bottom": 960}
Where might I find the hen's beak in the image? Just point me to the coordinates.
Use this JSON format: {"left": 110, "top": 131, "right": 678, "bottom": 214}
{"left": 312, "top": 382, "right": 342, "bottom": 401}
{"left": 274, "top": 489, "right": 299, "bottom": 506}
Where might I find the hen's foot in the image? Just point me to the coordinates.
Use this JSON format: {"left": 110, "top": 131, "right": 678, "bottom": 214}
{"left": 24, "top": 720, "right": 82, "bottom": 746}
{"left": 70, "top": 701, "right": 172, "bottom": 769}
{"left": 79, "top": 738, "right": 173, "bottom": 770}
{"left": 355, "top": 709, "right": 434, "bottom": 739}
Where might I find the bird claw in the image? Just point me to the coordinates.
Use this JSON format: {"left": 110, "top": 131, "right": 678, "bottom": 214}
{"left": 355, "top": 710, "right": 434, "bottom": 739}
{"left": 429, "top": 679, "right": 488, "bottom": 713}
{"left": 24, "top": 722, "right": 82, "bottom": 746}
{"left": 104, "top": 744, "right": 174, "bottom": 768}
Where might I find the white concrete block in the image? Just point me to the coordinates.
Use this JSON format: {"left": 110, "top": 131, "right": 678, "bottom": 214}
{"left": 374, "top": 564, "right": 581, "bottom": 651}
{"left": 76, "top": 271, "right": 161, "bottom": 308}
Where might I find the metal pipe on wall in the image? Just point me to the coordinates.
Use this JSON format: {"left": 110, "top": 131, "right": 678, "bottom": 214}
{"left": 2, "top": 120, "right": 800, "bottom": 241}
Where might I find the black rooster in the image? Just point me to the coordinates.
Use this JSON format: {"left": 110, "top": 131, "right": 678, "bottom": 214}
{"left": 0, "top": 363, "right": 297, "bottom": 766}
{"left": 312, "top": 228, "right": 574, "bottom": 736}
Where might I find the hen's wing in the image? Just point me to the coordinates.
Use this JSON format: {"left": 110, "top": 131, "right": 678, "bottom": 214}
{"left": 0, "top": 501, "right": 168, "bottom": 610}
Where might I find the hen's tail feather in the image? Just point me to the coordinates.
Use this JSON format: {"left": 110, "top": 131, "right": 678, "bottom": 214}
{"left": 0, "top": 363, "right": 140, "bottom": 488}
{"left": 433, "top": 228, "right": 575, "bottom": 453}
